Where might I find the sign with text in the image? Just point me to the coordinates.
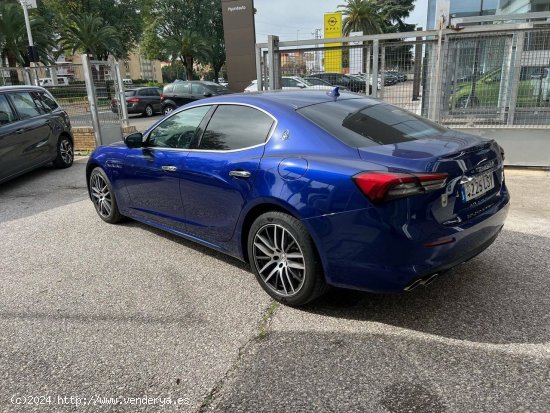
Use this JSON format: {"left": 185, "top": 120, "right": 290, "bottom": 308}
{"left": 324, "top": 12, "right": 342, "bottom": 73}
{"left": 222, "top": 0, "right": 256, "bottom": 92}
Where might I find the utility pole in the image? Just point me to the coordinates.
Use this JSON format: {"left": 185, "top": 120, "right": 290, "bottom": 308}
{"left": 20, "top": 0, "right": 38, "bottom": 84}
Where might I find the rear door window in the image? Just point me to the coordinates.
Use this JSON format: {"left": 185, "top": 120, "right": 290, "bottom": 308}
{"left": 191, "top": 84, "right": 206, "bottom": 95}
{"left": 38, "top": 92, "right": 59, "bottom": 112}
{"left": 0, "top": 95, "right": 16, "bottom": 125}
{"left": 297, "top": 99, "right": 447, "bottom": 147}
{"left": 174, "top": 83, "right": 190, "bottom": 94}
{"left": 199, "top": 105, "right": 274, "bottom": 151}
{"left": 9, "top": 92, "right": 44, "bottom": 118}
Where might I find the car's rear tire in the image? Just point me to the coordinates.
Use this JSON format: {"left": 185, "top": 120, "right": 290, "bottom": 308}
{"left": 247, "top": 211, "right": 328, "bottom": 306}
{"left": 163, "top": 105, "right": 175, "bottom": 116}
{"left": 52, "top": 135, "right": 73, "bottom": 168}
{"left": 89, "top": 167, "right": 124, "bottom": 224}
{"left": 143, "top": 104, "right": 154, "bottom": 117}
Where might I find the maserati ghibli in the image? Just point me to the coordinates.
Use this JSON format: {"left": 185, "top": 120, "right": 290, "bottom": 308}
{"left": 86, "top": 90, "right": 509, "bottom": 306}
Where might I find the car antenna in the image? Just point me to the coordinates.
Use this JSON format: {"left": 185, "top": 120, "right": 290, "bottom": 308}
{"left": 327, "top": 86, "right": 340, "bottom": 99}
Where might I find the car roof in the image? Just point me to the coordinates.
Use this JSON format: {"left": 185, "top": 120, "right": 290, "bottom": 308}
{"left": 203, "top": 90, "right": 371, "bottom": 110}
{"left": 0, "top": 85, "right": 48, "bottom": 92}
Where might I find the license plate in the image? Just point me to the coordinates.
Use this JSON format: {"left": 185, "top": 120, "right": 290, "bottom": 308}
{"left": 461, "top": 171, "right": 495, "bottom": 202}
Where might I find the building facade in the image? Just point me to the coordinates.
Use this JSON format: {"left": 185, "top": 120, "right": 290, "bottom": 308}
{"left": 427, "top": 0, "right": 550, "bottom": 29}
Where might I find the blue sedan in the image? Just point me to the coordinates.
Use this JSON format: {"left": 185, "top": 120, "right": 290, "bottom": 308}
{"left": 86, "top": 90, "right": 509, "bottom": 306}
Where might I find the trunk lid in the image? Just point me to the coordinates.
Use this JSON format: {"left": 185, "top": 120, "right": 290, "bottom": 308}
{"left": 357, "top": 130, "right": 505, "bottom": 224}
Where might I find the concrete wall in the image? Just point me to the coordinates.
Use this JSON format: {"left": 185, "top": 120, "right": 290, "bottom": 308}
{"left": 456, "top": 128, "right": 550, "bottom": 167}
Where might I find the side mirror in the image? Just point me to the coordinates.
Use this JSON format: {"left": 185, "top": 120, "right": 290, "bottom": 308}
{"left": 203, "top": 92, "right": 212, "bottom": 97}
{"left": 124, "top": 132, "right": 143, "bottom": 148}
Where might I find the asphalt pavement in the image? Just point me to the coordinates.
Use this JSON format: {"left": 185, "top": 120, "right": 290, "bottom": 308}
{"left": 0, "top": 161, "right": 548, "bottom": 412}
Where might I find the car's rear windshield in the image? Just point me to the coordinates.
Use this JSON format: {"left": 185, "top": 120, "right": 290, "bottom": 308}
{"left": 124, "top": 90, "right": 136, "bottom": 97}
{"left": 297, "top": 99, "right": 447, "bottom": 147}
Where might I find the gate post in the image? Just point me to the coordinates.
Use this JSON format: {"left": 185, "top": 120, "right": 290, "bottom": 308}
{"left": 256, "top": 45, "right": 263, "bottom": 92}
{"left": 268, "top": 35, "right": 280, "bottom": 90}
{"left": 114, "top": 62, "right": 129, "bottom": 127}
{"left": 371, "top": 39, "right": 379, "bottom": 98}
{"left": 81, "top": 54, "right": 102, "bottom": 147}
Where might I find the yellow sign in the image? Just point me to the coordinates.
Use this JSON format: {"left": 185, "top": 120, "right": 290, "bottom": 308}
{"left": 324, "top": 12, "right": 342, "bottom": 73}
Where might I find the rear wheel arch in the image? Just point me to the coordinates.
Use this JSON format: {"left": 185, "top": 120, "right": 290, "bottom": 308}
{"left": 86, "top": 161, "right": 101, "bottom": 195}
{"left": 239, "top": 202, "right": 325, "bottom": 277}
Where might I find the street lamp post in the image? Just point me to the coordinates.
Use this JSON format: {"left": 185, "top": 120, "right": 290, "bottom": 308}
{"left": 19, "top": 0, "right": 38, "bottom": 85}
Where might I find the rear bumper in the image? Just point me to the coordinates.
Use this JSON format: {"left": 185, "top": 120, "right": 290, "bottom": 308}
{"left": 303, "top": 188, "right": 510, "bottom": 293}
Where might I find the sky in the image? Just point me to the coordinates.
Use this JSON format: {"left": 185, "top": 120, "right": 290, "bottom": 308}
{"left": 254, "top": 0, "right": 430, "bottom": 43}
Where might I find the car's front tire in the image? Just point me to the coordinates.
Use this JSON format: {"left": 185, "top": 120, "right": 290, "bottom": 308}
{"left": 247, "top": 211, "right": 327, "bottom": 306}
{"left": 89, "top": 167, "right": 124, "bottom": 224}
{"left": 52, "top": 135, "right": 74, "bottom": 168}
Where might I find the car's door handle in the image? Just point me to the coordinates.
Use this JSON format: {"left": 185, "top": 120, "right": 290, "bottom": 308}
{"left": 229, "top": 170, "right": 251, "bottom": 178}
{"left": 161, "top": 165, "right": 177, "bottom": 172}
{"left": 16, "top": 128, "right": 25, "bottom": 134}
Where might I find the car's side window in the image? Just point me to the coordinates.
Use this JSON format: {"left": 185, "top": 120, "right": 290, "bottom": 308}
{"left": 191, "top": 84, "right": 205, "bottom": 95}
{"left": 0, "top": 95, "right": 16, "bottom": 126}
{"left": 199, "top": 105, "right": 274, "bottom": 151}
{"left": 38, "top": 92, "right": 59, "bottom": 112}
{"left": 9, "top": 92, "right": 44, "bottom": 119}
{"left": 174, "top": 83, "right": 189, "bottom": 94}
{"left": 148, "top": 105, "right": 211, "bottom": 149}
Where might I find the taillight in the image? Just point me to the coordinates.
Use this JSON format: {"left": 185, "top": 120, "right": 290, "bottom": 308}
{"left": 353, "top": 172, "right": 448, "bottom": 204}
{"left": 127, "top": 97, "right": 140, "bottom": 103}
{"left": 111, "top": 98, "right": 116, "bottom": 104}
{"left": 160, "top": 93, "right": 165, "bottom": 100}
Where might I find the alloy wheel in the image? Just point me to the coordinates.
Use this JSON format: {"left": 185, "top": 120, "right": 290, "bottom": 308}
{"left": 90, "top": 173, "right": 112, "bottom": 218}
{"left": 145, "top": 105, "right": 153, "bottom": 116}
{"left": 60, "top": 139, "right": 73, "bottom": 165}
{"left": 253, "top": 224, "right": 306, "bottom": 297}
{"left": 164, "top": 106, "right": 174, "bottom": 115}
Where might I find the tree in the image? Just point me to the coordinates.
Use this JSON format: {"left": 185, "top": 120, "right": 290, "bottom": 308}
{"left": 201, "top": 2, "right": 226, "bottom": 82}
{"left": 165, "top": 30, "right": 209, "bottom": 80}
{"left": 0, "top": 1, "right": 56, "bottom": 83}
{"left": 338, "top": 0, "right": 416, "bottom": 70}
{"left": 141, "top": 0, "right": 225, "bottom": 81}
{"left": 58, "top": 13, "right": 122, "bottom": 60}
{"left": 43, "top": 0, "right": 143, "bottom": 59}
{"left": 338, "top": 0, "right": 383, "bottom": 36}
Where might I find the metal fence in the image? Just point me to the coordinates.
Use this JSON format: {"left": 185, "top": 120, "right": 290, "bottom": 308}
{"left": 0, "top": 57, "right": 128, "bottom": 144}
{"left": 257, "top": 20, "right": 550, "bottom": 129}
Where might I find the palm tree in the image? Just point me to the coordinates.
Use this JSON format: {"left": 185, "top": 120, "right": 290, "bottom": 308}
{"left": 0, "top": 1, "right": 55, "bottom": 83}
{"left": 59, "top": 13, "right": 122, "bottom": 61}
{"left": 338, "top": 0, "right": 383, "bottom": 36}
{"left": 166, "top": 30, "right": 209, "bottom": 81}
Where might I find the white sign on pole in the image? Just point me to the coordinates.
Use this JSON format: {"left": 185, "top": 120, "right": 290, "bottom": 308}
{"left": 349, "top": 31, "right": 363, "bottom": 75}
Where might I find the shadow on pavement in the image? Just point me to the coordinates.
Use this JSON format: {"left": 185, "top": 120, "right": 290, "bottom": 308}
{"left": 0, "top": 160, "right": 88, "bottom": 223}
{"left": 119, "top": 220, "right": 251, "bottom": 272}
{"left": 302, "top": 229, "right": 550, "bottom": 345}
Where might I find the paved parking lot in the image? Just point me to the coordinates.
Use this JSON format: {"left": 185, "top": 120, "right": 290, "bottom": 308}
{"left": 0, "top": 161, "right": 549, "bottom": 412}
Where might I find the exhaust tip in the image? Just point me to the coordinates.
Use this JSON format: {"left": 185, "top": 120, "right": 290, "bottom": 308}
{"left": 404, "top": 273, "right": 440, "bottom": 291}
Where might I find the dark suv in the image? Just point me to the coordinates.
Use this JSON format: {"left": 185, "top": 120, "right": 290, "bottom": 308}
{"left": 111, "top": 87, "right": 162, "bottom": 117}
{"left": 306, "top": 73, "right": 371, "bottom": 94}
{"left": 0, "top": 86, "right": 73, "bottom": 184}
{"left": 161, "top": 81, "right": 232, "bottom": 115}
